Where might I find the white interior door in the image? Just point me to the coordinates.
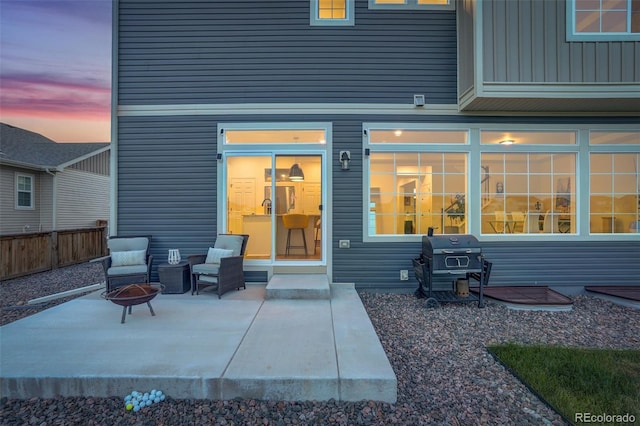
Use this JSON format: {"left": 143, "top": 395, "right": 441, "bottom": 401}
{"left": 228, "top": 178, "right": 255, "bottom": 234}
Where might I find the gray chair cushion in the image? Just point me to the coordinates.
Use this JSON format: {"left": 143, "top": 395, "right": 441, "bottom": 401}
{"left": 108, "top": 237, "right": 149, "bottom": 252}
{"left": 107, "top": 264, "right": 149, "bottom": 276}
{"left": 214, "top": 235, "right": 244, "bottom": 256}
{"left": 192, "top": 263, "right": 220, "bottom": 275}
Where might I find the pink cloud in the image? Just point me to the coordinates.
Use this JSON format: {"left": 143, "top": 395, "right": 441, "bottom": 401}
{"left": 0, "top": 73, "right": 110, "bottom": 119}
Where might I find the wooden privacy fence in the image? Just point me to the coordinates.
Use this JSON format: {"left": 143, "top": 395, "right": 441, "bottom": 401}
{"left": 0, "top": 227, "right": 108, "bottom": 281}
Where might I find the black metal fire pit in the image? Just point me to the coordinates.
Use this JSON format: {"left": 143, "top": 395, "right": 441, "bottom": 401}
{"left": 101, "top": 283, "right": 163, "bottom": 323}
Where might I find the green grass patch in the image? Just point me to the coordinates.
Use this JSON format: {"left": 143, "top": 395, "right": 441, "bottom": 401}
{"left": 488, "top": 344, "right": 640, "bottom": 425}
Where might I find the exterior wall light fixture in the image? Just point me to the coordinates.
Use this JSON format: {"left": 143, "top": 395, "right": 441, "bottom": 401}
{"left": 340, "top": 150, "right": 351, "bottom": 170}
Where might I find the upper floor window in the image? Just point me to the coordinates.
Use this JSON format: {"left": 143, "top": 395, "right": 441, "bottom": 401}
{"left": 16, "top": 173, "right": 34, "bottom": 209}
{"left": 567, "top": 0, "right": 640, "bottom": 41}
{"left": 369, "top": 0, "right": 455, "bottom": 10}
{"left": 310, "top": 0, "right": 354, "bottom": 26}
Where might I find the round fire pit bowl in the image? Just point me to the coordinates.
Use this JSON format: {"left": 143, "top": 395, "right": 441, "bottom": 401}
{"left": 101, "top": 283, "right": 164, "bottom": 324}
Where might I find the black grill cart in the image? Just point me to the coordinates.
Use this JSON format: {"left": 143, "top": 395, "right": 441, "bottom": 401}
{"left": 413, "top": 234, "right": 492, "bottom": 308}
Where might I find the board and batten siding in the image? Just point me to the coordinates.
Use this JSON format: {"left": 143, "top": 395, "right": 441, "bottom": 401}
{"left": 457, "top": 0, "right": 475, "bottom": 99}
{"left": 116, "top": 114, "right": 639, "bottom": 288}
{"left": 56, "top": 170, "right": 110, "bottom": 231}
{"left": 117, "top": 0, "right": 457, "bottom": 106}
{"left": 480, "top": 0, "right": 640, "bottom": 83}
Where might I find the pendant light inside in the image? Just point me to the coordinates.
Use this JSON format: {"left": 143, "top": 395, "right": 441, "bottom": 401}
{"left": 289, "top": 163, "right": 304, "bottom": 181}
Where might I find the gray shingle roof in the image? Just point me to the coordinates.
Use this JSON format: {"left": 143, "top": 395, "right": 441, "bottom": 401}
{"left": 0, "top": 123, "right": 109, "bottom": 170}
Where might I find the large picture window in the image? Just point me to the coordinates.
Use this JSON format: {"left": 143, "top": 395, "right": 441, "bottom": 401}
{"left": 590, "top": 131, "right": 640, "bottom": 234}
{"left": 365, "top": 124, "right": 638, "bottom": 240}
{"left": 365, "top": 127, "right": 469, "bottom": 237}
{"left": 480, "top": 153, "right": 576, "bottom": 235}
{"left": 369, "top": 152, "right": 467, "bottom": 236}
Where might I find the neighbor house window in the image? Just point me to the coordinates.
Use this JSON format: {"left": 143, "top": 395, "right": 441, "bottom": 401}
{"left": 369, "top": 0, "right": 455, "bottom": 10}
{"left": 310, "top": 0, "right": 354, "bottom": 26}
{"left": 567, "top": 0, "right": 640, "bottom": 41}
{"left": 16, "top": 174, "right": 34, "bottom": 209}
{"left": 480, "top": 130, "right": 578, "bottom": 235}
{"left": 589, "top": 131, "right": 640, "bottom": 234}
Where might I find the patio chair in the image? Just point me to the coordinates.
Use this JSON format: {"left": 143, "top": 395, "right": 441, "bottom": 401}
{"left": 97, "top": 235, "right": 153, "bottom": 292}
{"left": 188, "top": 234, "right": 249, "bottom": 298}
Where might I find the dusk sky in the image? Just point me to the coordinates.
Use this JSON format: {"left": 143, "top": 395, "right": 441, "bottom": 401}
{"left": 0, "top": 0, "right": 112, "bottom": 143}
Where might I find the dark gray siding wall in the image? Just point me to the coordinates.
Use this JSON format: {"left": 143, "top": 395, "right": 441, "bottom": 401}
{"left": 117, "top": 0, "right": 457, "bottom": 105}
{"left": 117, "top": 114, "right": 640, "bottom": 287}
{"left": 481, "top": 0, "right": 640, "bottom": 83}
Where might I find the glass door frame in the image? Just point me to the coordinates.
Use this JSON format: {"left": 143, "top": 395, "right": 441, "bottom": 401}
{"left": 217, "top": 122, "right": 331, "bottom": 269}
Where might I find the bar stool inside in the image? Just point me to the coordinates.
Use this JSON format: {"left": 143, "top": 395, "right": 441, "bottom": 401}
{"left": 283, "top": 214, "right": 309, "bottom": 255}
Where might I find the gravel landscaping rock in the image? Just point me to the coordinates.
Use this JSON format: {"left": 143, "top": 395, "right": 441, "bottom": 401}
{"left": 1, "top": 264, "right": 638, "bottom": 425}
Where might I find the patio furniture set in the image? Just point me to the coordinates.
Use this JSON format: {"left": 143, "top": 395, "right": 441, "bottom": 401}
{"left": 95, "top": 234, "right": 250, "bottom": 322}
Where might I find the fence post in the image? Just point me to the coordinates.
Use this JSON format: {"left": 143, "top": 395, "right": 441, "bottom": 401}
{"left": 51, "top": 231, "right": 59, "bottom": 269}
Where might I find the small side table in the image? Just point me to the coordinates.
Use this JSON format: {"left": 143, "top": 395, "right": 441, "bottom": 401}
{"left": 157, "top": 261, "right": 190, "bottom": 294}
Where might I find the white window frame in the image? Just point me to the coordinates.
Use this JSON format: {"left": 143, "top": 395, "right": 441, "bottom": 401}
{"left": 566, "top": 0, "right": 640, "bottom": 41}
{"left": 368, "top": 0, "right": 455, "bottom": 11}
{"left": 16, "top": 173, "right": 35, "bottom": 209}
{"left": 310, "top": 0, "right": 355, "bottom": 26}
{"left": 363, "top": 123, "right": 470, "bottom": 242}
{"left": 363, "top": 123, "right": 640, "bottom": 242}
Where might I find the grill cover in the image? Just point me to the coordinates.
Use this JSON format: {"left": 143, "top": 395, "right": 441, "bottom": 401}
{"left": 422, "top": 234, "right": 482, "bottom": 274}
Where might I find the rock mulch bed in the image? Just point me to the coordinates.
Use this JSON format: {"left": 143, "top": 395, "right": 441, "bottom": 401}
{"left": 1, "top": 264, "right": 638, "bottom": 425}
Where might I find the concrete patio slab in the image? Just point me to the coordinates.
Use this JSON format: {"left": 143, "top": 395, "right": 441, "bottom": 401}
{"left": 1, "top": 280, "right": 397, "bottom": 402}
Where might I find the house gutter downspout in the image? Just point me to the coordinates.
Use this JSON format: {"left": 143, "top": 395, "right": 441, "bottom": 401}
{"left": 44, "top": 168, "right": 58, "bottom": 231}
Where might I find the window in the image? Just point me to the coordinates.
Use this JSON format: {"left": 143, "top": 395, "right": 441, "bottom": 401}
{"left": 225, "top": 129, "right": 327, "bottom": 144}
{"left": 310, "top": 0, "right": 354, "bottom": 26}
{"left": 16, "top": 174, "right": 34, "bottom": 209}
{"left": 480, "top": 153, "right": 576, "bottom": 235}
{"left": 567, "top": 0, "right": 640, "bottom": 41}
{"left": 480, "top": 130, "right": 577, "bottom": 235}
{"left": 365, "top": 124, "right": 638, "bottom": 240}
{"left": 366, "top": 127, "right": 468, "bottom": 236}
{"left": 369, "top": 0, "right": 455, "bottom": 10}
{"left": 589, "top": 131, "right": 640, "bottom": 234}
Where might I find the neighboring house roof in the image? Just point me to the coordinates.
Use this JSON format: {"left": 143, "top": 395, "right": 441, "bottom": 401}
{"left": 0, "top": 123, "right": 110, "bottom": 171}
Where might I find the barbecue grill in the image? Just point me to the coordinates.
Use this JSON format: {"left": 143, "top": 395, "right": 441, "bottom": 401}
{"left": 413, "top": 233, "right": 491, "bottom": 308}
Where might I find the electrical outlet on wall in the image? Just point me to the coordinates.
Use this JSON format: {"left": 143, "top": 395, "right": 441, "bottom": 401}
{"left": 400, "top": 270, "right": 409, "bottom": 281}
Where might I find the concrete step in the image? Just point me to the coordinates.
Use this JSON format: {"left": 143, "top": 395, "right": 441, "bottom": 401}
{"left": 265, "top": 274, "right": 330, "bottom": 299}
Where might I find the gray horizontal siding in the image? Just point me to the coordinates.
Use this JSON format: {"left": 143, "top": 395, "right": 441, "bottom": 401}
{"left": 69, "top": 151, "right": 110, "bottom": 176}
{"left": 117, "top": 0, "right": 457, "bottom": 105}
{"left": 116, "top": 113, "right": 639, "bottom": 285}
{"left": 481, "top": 0, "right": 640, "bottom": 83}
